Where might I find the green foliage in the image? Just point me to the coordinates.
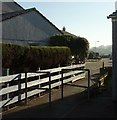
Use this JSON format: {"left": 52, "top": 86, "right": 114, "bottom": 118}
{"left": 88, "top": 51, "right": 100, "bottom": 59}
{"left": 49, "top": 34, "right": 89, "bottom": 62}
{"left": 2, "top": 43, "right": 71, "bottom": 74}
{"left": 88, "top": 51, "right": 95, "bottom": 59}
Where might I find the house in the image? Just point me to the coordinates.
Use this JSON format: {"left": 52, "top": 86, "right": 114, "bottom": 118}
{"left": 0, "top": 1, "right": 62, "bottom": 46}
{"left": 107, "top": 10, "right": 117, "bottom": 102}
{"left": 0, "top": 0, "right": 24, "bottom": 14}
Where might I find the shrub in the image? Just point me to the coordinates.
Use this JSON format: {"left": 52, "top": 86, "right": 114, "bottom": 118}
{"left": 2, "top": 43, "right": 71, "bottom": 74}
{"left": 49, "top": 34, "right": 89, "bottom": 63}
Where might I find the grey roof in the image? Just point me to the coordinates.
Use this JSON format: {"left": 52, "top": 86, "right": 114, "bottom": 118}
{"left": 0, "top": 8, "right": 35, "bottom": 21}
{"left": 107, "top": 10, "right": 117, "bottom": 19}
{"left": 0, "top": 7, "right": 63, "bottom": 34}
{"left": 0, "top": 0, "right": 24, "bottom": 10}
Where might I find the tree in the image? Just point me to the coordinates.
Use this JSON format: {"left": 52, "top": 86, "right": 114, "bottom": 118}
{"left": 88, "top": 51, "right": 100, "bottom": 59}
{"left": 88, "top": 51, "right": 95, "bottom": 59}
{"left": 49, "top": 34, "right": 89, "bottom": 63}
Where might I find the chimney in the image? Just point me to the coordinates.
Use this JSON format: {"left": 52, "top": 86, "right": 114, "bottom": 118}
{"left": 62, "top": 26, "right": 66, "bottom": 31}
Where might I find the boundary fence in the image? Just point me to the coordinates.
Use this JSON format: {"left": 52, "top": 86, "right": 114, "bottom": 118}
{"left": 0, "top": 64, "right": 85, "bottom": 110}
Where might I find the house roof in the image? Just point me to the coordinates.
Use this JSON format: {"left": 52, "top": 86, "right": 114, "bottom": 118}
{"left": 14, "top": 1, "right": 24, "bottom": 10}
{"left": 0, "top": 7, "right": 63, "bottom": 34}
{"left": 107, "top": 10, "right": 117, "bottom": 19}
{"left": 1, "top": 1, "right": 24, "bottom": 13}
{"left": 0, "top": 8, "right": 35, "bottom": 21}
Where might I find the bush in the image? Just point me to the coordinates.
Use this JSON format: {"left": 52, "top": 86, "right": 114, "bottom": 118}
{"left": 49, "top": 34, "right": 89, "bottom": 63}
{"left": 2, "top": 43, "right": 71, "bottom": 74}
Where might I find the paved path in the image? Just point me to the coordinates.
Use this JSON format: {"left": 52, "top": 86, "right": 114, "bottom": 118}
{"left": 2, "top": 58, "right": 115, "bottom": 119}
{"left": 2, "top": 79, "right": 91, "bottom": 118}
{"left": 2, "top": 79, "right": 116, "bottom": 119}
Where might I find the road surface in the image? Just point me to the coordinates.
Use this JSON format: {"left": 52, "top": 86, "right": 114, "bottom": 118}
{"left": 85, "top": 58, "right": 112, "bottom": 76}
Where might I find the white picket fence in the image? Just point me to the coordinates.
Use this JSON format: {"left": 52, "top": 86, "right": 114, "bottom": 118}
{"left": 0, "top": 64, "right": 85, "bottom": 108}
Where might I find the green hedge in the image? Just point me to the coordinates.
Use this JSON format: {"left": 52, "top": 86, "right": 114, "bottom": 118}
{"left": 2, "top": 43, "right": 71, "bottom": 74}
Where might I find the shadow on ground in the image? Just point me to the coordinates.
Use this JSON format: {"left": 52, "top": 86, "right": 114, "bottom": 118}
{"left": 2, "top": 84, "right": 100, "bottom": 119}
{"left": 2, "top": 73, "right": 116, "bottom": 119}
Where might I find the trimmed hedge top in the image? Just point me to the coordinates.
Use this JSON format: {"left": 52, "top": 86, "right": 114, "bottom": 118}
{"left": 2, "top": 43, "right": 71, "bottom": 74}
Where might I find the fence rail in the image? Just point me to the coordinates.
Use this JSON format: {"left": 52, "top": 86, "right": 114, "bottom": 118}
{"left": 0, "top": 64, "right": 85, "bottom": 109}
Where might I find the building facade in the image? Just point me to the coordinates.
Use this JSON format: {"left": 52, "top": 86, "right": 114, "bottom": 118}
{"left": 0, "top": 1, "right": 62, "bottom": 46}
{"left": 108, "top": 10, "right": 117, "bottom": 102}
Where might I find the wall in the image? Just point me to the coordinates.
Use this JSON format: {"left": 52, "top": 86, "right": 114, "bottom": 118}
{"left": 2, "top": 10, "right": 62, "bottom": 46}
{"left": 112, "top": 17, "right": 117, "bottom": 101}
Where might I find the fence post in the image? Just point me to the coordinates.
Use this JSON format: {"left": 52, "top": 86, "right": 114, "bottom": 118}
{"left": 87, "top": 69, "right": 90, "bottom": 100}
{"left": 38, "top": 67, "right": 41, "bottom": 97}
{"left": 102, "top": 61, "right": 104, "bottom": 69}
{"left": 6, "top": 68, "right": 9, "bottom": 76}
{"left": 25, "top": 72, "right": 28, "bottom": 104}
{"left": 6, "top": 82, "right": 9, "bottom": 110}
{"left": 61, "top": 69, "right": 64, "bottom": 99}
{"left": 48, "top": 72, "right": 51, "bottom": 104}
{"left": 58, "top": 64, "right": 61, "bottom": 88}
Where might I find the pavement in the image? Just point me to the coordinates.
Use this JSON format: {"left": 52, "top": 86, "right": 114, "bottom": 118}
{"left": 2, "top": 74, "right": 116, "bottom": 119}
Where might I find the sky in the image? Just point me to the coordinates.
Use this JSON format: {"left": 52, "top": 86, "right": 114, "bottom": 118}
{"left": 15, "top": 0, "right": 116, "bottom": 48}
